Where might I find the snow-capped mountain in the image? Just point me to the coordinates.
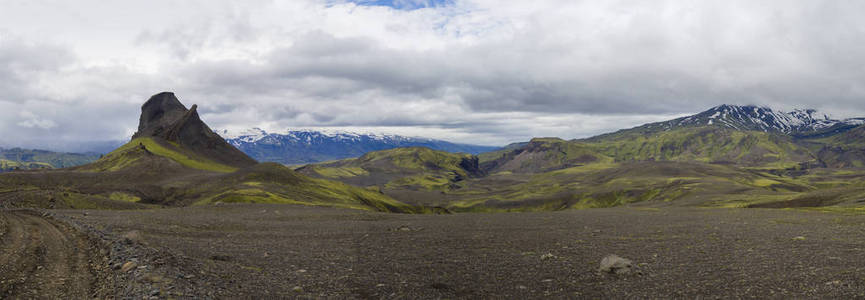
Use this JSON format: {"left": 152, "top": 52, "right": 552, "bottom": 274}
{"left": 218, "top": 128, "right": 500, "bottom": 165}
{"left": 644, "top": 104, "right": 865, "bottom": 135}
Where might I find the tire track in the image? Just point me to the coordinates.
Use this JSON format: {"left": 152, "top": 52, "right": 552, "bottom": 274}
{"left": 0, "top": 211, "right": 110, "bottom": 298}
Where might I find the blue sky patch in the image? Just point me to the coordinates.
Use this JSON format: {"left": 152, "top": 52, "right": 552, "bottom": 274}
{"left": 346, "top": 0, "right": 453, "bottom": 10}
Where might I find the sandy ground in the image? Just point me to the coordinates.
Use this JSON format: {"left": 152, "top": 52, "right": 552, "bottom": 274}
{"left": 34, "top": 205, "right": 865, "bottom": 298}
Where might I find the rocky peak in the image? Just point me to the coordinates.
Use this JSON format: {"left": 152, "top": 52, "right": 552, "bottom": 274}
{"left": 133, "top": 92, "right": 189, "bottom": 139}
{"left": 132, "top": 92, "right": 257, "bottom": 168}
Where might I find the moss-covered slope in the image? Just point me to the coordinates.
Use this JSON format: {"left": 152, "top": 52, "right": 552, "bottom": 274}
{"left": 299, "top": 147, "right": 483, "bottom": 189}
{"left": 0, "top": 92, "right": 419, "bottom": 213}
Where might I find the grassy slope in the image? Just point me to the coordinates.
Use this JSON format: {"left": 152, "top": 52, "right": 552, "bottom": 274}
{"left": 445, "top": 161, "right": 824, "bottom": 212}
{"left": 481, "top": 138, "right": 614, "bottom": 174}
{"left": 802, "top": 125, "right": 865, "bottom": 168}
{"left": 2, "top": 137, "right": 421, "bottom": 213}
{"left": 303, "top": 125, "right": 865, "bottom": 212}
{"left": 302, "top": 147, "right": 480, "bottom": 192}
{"left": 185, "top": 163, "right": 421, "bottom": 213}
{"left": 582, "top": 126, "right": 814, "bottom": 168}
{"left": 79, "top": 137, "right": 238, "bottom": 173}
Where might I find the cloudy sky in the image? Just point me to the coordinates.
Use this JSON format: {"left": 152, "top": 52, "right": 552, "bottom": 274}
{"left": 3, "top": 0, "right": 865, "bottom": 151}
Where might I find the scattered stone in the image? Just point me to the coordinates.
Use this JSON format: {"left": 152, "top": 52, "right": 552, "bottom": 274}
{"left": 292, "top": 286, "right": 303, "bottom": 293}
{"left": 122, "top": 231, "right": 142, "bottom": 245}
{"left": 793, "top": 236, "right": 806, "bottom": 241}
{"left": 120, "top": 261, "right": 138, "bottom": 273}
{"left": 297, "top": 269, "right": 307, "bottom": 273}
{"left": 598, "top": 254, "right": 634, "bottom": 275}
{"left": 540, "top": 253, "right": 556, "bottom": 260}
{"left": 376, "top": 283, "right": 386, "bottom": 287}
{"left": 517, "top": 285, "right": 528, "bottom": 290}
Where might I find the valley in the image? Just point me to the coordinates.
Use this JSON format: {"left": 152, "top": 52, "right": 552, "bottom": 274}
{"left": 2, "top": 94, "right": 865, "bottom": 298}
{"left": 300, "top": 108, "right": 865, "bottom": 212}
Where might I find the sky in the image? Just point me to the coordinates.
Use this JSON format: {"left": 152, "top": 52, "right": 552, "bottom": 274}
{"left": 3, "top": 0, "right": 865, "bottom": 151}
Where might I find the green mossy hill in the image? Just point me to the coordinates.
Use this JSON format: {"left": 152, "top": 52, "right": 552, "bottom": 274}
{"left": 354, "top": 147, "right": 482, "bottom": 176}
{"left": 805, "top": 125, "right": 865, "bottom": 168}
{"left": 481, "top": 138, "right": 613, "bottom": 173}
{"left": 481, "top": 127, "right": 814, "bottom": 174}
{"left": 583, "top": 126, "right": 815, "bottom": 168}
{"left": 822, "top": 124, "right": 865, "bottom": 147}
{"left": 307, "top": 125, "right": 865, "bottom": 211}
{"left": 1, "top": 159, "right": 420, "bottom": 213}
{"left": 299, "top": 147, "right": 484, "bottom": 191}
{"left": 177, "top": 163, "right": 421, "bottom": 213}
{"left": 445, "top": 160, "right": 835, "bottom": 212}
{"left": 76, "top": 137, "right": 238, "bottom": 173}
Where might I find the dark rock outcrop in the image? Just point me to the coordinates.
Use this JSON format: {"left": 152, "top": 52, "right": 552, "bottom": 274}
{"left": 132, "top": 92, "right": 257, "bottom": 168}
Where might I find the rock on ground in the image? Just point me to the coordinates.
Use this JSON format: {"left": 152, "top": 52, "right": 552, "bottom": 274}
{"left": 599, "top": 254, "right": 633, "bottom": 275}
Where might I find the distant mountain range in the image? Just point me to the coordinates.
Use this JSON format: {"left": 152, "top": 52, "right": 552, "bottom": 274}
{"left": 217, "top": 128, "right": 500, "bottom": 165}
{"left": 5, "top": 95, "right": 865, "bottom": 212}
{"left": 303, "top": 104, "right": 865, "bottom": 211}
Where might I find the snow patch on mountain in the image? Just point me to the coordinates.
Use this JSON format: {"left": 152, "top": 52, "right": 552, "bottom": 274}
{"left": 216, "top": 128, "right": 499, "bottom": 164}
{"left": 659, "top": 104, "right": 863, "bottom": 134}
{"left": 218, "top": 128, "right": 268, "bottom": 142}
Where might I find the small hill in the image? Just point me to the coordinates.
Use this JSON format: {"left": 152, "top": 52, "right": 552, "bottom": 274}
{"left": 480, "top": 138, "right": 612, "bottom": 174}
{"left": 298, "top": 147, "right": 484, "bottom": 207}
{"left": 299, "top": 147, "right": 483, "bottom": 187}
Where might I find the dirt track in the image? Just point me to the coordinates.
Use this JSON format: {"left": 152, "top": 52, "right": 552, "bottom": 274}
{"left": 0, "top": 210, "right": 111, "bottom": 298}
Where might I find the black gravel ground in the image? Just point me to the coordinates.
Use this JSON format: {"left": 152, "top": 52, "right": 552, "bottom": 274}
{"left": 54, "top": 205, "right": 865, "bottom": 298}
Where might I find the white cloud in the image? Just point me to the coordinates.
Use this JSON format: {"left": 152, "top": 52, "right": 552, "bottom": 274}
{"left": 1, "top": 0, "right": 865, "bottom": 150}
{"left": 17, "top": 111, "right": 56, "bottom": 130}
